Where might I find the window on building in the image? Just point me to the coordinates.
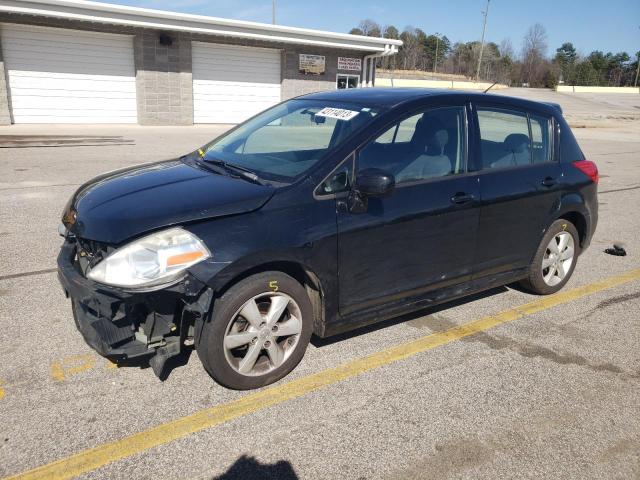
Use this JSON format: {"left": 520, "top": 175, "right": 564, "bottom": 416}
{"left": 337, "top": 74, "right": 360, "bottom": 89}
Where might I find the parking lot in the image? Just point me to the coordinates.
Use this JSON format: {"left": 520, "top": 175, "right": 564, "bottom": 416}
{"left": 0, "top": 88, "right": 639, "bottom": 479}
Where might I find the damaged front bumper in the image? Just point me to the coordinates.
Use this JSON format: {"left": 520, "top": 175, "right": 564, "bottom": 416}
{"left": 57, "top": 239, "right": 213, "bottom": 378}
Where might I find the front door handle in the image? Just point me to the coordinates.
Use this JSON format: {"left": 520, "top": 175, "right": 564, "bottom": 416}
{"left": 542, "top": 177, "right": 557, "bottom": 187}
{"left": 451, "top": 192, "right": 475, "bottom": 205}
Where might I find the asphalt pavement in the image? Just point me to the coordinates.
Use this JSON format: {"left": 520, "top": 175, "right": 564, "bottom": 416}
{"left": 0, "top": 89, "right": 638, "bottom": 480}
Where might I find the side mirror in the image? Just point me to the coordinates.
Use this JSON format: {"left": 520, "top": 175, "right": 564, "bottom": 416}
{"left": 354, "top": 168, "right": 395, "bottom": 197}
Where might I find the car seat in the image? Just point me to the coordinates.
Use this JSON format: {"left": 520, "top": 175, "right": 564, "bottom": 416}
{"left": 491, "top": 133, "right": 531, "bottom": 168}
{"left": 397, "top": 118, "right": 452, "bottom": 182}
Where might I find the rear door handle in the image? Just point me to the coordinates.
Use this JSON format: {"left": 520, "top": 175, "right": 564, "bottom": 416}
{"left": 450, "top": 192, "right": 475, "bottom": 205}
{"left": 542, "top": 177, "right": 557, "bottom": 187}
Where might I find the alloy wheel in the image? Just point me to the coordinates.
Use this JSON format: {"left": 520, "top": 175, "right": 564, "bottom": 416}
{"left": 223, "top": 292, "right": 303, "bottom": 376}
{"left": 542, "top": 231, "right": 575, "bottom": 287}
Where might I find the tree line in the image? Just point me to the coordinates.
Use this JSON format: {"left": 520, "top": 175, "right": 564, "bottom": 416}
{"left": 349, "top": 20, "right": 639, "bottom": 87}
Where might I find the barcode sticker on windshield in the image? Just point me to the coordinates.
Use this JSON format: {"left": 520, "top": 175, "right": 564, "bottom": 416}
{"left": 315, "top": 107, "right": 359, "bottom": 121}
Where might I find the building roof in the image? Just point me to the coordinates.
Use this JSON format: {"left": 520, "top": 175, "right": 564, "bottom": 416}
{"left": 0, "top": 0, "right": 403, "bottom": 52}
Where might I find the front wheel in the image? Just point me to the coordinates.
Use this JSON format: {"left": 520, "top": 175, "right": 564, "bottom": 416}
{"left": 196, "top": 271, "right": 313, "bottom": 390}
{"left": 520, "top": 219, "right": 581, "bottom": 295}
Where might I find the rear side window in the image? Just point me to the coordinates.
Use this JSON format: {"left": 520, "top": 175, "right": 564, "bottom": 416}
{"left": 477, "top": 108, "right": 553, "bottom": 169}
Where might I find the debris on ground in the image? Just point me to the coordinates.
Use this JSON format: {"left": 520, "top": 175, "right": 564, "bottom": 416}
{"left": 605, "top": 243, "right": 627, "bottom": 256}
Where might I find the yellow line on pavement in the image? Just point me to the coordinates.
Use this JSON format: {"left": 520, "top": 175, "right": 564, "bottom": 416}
{"left": 6, "top": 268, "right": 640, "bottom": 480}
{"left": 50, "top": 354, "right": 96, "bottom": 382}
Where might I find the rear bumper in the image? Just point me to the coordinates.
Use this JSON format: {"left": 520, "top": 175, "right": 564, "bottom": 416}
{"left": 57, "top": 239, "right": 213, "bottom": 376}
{"left": 583, "top": 210, "right": 597, "bottom": 250}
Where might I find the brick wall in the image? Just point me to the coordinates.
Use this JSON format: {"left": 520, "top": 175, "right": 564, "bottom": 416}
{"left": 281, "top": 46, "right": 364, "bottom": 99}
{"left": 0, "top": 14, "right": 370, "bottom": 125}
{"left": 134, "top": 31, "right": 193, "bottom": 125}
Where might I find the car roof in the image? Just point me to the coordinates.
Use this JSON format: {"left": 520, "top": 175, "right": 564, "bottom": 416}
{"left": 301, "top": 87, "right": 561, "bottom": 115}
{"left": 301, "top": 87, "right": 455, "bottom": 107}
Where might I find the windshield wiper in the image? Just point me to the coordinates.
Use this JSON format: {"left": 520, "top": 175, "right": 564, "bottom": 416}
{"left": 202, "top": 158, "right": 264, "bottom": 185}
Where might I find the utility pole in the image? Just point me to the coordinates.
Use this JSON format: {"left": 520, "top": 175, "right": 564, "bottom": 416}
{"left": 433, "top": 32, "right": 441, "bottom": 73}
{"left": 635, "top": 27, "right": 639, "bottom": 87}
{"left": 475, "top": 0, "right": 490, "bottom": 82}
{"left": 272, "top": 0, "right": 276, "bottom": 24}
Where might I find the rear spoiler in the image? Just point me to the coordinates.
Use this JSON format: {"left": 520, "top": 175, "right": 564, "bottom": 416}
{"left": 544, "top": 102, "right": 563, "bottom": 114}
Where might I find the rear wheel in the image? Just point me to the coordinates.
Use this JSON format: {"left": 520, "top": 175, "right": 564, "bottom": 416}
{"left": 520, "top": 219, "right": 580, "bottom": 295}
{"left": 196, "top": 271, "right": 313, "bottom": 390}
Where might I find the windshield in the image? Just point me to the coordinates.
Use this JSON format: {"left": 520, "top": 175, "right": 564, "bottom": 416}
{"left": 201, "top": 99, "right": 382, "bottom": 183}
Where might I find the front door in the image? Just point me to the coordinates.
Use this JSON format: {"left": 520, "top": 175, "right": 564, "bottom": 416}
{"left": 473, "top": 105, "right": 562, "bottom": 276}
{"left": 337, "top": 105, "right": 481, "bottom": 316}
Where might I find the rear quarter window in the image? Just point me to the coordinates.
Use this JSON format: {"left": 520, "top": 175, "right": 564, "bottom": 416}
{"left": 529, "top": 114, "right": 552, "bottom": 164}
{"left": 559, "top": 121, "right": 585, "bottom": 162}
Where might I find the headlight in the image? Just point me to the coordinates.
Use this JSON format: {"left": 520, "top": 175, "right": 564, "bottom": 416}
{"left": 87, "top": 227, "right": 210, "bottom": 288}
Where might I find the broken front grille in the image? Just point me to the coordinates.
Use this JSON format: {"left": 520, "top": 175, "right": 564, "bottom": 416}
{"left": 73, "top": 237, "right": 114, "bottom": 277}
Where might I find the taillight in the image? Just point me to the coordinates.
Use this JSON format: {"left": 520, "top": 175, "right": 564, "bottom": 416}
{"left": 572, "top": 160, "right": 599, "bottom": 184}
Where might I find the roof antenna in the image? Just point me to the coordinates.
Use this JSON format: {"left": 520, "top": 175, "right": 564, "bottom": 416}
{"left": 483, "top": 81, "right": 498, "bottom": 93}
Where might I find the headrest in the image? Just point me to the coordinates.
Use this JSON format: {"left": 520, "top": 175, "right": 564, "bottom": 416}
{"left": 412, "top": 118, "right": 428, "bottom": 140}
{"left": 411, "top": 116, "right": 448, "bottom": 151}
{"left": 504, "top": 133, "right": 530, "bottom": 153}
{"left": 433, "top": 130, "right": 449, "bottom": 150}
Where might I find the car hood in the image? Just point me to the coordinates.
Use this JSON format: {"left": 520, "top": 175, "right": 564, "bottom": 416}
{"left": 63, "top": 159, "right": 275, "bottom": 244}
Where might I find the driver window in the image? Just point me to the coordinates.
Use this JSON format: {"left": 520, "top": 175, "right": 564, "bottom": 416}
{"left": 357, "top": 106, "right": 466, "bottom": 185}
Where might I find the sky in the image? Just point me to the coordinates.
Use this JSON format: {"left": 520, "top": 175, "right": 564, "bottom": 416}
{"left": 109, "top": 0, "right": 639, "bottom": 57}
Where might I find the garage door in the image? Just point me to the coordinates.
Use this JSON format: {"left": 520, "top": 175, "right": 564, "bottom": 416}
{"left": 192, "top": 42, "right": 281, "bottom": 124}
{"left": 1, "top": 24, "right": 137, "bottom": 123}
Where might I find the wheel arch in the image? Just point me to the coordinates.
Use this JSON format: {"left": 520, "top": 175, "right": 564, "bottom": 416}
{"left": 548, "top": 192, "right": 590, "bottom": 248}
{"left": 557, "top": 211, "right": 587, "bottom": 248}
{"left": 212, "top": 260, "right": 326, "bottom": 336}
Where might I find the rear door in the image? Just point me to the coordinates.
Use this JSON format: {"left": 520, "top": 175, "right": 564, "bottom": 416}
{"left": 472, "top": 104, "right": 561, "bottom": 277}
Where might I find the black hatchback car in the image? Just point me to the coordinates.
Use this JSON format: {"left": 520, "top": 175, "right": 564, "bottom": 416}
{"left": 58, "top": 88, "right": 598, "bottom": 389}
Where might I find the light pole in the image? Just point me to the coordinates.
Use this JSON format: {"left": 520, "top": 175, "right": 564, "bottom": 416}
{"left": 433, "top": 32, "right": 441, "bottom": 73}
{"left": 475, "top": 0, "right": 490, "bottom": 82}
{"left": 272, "top": 0, "right": 276, "bottom": 24}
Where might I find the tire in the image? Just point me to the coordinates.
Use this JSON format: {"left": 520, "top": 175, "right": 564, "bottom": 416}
{"left": 196, "top": 271, "right": 313, "bottom": 390}
{"left": 519, "top": 219, "right": 581, "bottom": 295}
